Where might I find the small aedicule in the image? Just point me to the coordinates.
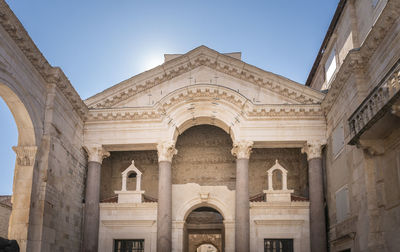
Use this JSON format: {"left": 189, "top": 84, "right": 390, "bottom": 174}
{"left": 115, "top": 160, "right": 145, "bottom": 203}
{"left": 263, "top": 160, "right": 294, "bottom": 202}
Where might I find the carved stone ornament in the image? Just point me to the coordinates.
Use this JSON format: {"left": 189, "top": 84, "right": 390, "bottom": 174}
{"left": 231, "top": 140, "right": 253, "bottom": 159}
{"left": 358, "top": 139, "right": 385, "bottom": 156}
{"left": 301, "top": 140, "right": 326, "bottom": 160}
{"left": 157, "top": 141, "right": 178, "bottom": 162}
{"left": 83, "top": 144, "right": 110, "bottom": 163}
{"left": 12, "top": 146, "right": 37, "bottom": 166}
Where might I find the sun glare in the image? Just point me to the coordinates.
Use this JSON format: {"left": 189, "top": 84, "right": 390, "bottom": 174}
{"left": 142, "top": 53, "right": 164, "bottom": 71}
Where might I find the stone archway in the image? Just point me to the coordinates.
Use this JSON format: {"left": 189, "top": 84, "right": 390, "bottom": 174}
{"left": 185, "top": 206, "right": 224, "bottom": 252}
{"left": 196, "top": 243, "right": 219, "bottom": 252}
{"left": 0, "top": 83, "right": 37, "bottom": 251}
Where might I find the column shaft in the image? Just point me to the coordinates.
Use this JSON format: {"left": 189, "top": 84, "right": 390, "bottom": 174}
{"left": 157, "top": 161, "right": 172, "bottom": 252}
{"left": 308, "top": 157, "right": 327, "bottom": 252}
{"left": 83, "top": 161, "right": 102, "bottom": 252}
{"left": 235, "top": 158, "right": 250, "bottom": 252}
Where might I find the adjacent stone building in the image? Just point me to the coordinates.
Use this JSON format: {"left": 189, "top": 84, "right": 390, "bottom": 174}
{"left": 0, "top": 196, "right": 12, "bottom": 238}
{"left": 0, "top": 0, "right": 398, "bottom": 251}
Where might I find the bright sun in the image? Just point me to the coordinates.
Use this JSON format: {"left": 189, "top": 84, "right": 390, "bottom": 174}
{"left": 143, "top": 53, "right": 164, "bottom": 71}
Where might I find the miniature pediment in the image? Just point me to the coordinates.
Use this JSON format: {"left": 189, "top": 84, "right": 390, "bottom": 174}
{"left": 121, "top": 160, "right": 142, "bottom": 177}
{"left": 264, "top": 160, "right": 294, "bottom": 202}
{"left": 85, "top": 46, "right": 325, "bottom": 109}
{"left": 115, "top": 160, "right": 145, "bottom": 203}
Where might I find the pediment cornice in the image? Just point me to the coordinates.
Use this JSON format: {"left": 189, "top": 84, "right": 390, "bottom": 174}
{"left": 85, "top": 85, "right": 324, "bottom": 122}
{"left": 85, "top": 46, "right": 325, "bottom": 109}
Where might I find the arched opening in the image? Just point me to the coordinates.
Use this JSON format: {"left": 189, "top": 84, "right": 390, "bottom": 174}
{"left": 0, "top": 97, "right": 17, "bottom": 238}
{"left": 184, "top": 206, "right": 224, "bottom": 252}
{"left": 172, "top": 125, "right": 236, "bottom": 189}
{"left": 272, "top": 169, "right": 283, "bottom": 190}
{"left": 197, "top": 243, "right": 218, "bottom": 252}
{"left": 126, "top": 171, "right": 137, "bottom": 191}
{"left": 0, "top": 83, "right": 36, "bottom": 249}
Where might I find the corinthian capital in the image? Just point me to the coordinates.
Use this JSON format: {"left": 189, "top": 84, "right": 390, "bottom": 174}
{"left": 12, "top": 146, "right": 37, "bottom": 166}
{"left": 231, "top": 140, "right": 253, "bottom": 159}
{"left": 301, "top": 140, "right": 326, "bottom": 160}
{"left": 157, "top": 140, "right": 178, "bottom": 162}
{"left": 84, "top": 144, "right": 110, "bottom": 164}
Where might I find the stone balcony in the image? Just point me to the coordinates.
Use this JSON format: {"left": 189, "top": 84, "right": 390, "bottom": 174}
{"left": 348, "top": 60, "right": 400, "bottom": 145}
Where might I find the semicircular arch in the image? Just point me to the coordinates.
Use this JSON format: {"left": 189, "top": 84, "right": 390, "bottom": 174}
{"left": 157, "top": 84, "right": 247, "bottom": 142}
{"left": 175, "top": 196, "right": 233, "bottom": 222}
{"left": 0, "top": 82, "right": 37, "bottom": 146}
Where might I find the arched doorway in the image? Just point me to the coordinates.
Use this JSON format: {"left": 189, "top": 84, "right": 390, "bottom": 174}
{"left": 185, "top": 206, "right": 224, "bottom": 252}
{"left": 196, "top": 243, "right": 218, "bottom": 252}
{"left": 0, "top": 83, "right": 37, "bottom": 250}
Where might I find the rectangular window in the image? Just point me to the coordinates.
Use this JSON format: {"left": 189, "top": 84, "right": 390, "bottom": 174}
{"left": 325, "top": 49, "right": 337, "bottom": 85}
{"left": 332, "top": 122, "right": 345, "bottom": 159}
{"left": 264, "top": 239, "right": 293, "bottom": 252}
{"left": 114, "top": 239, "right": 144, "bottom": 252}
{"left": 336, "top": 186, "right": 350, "bottom": 223}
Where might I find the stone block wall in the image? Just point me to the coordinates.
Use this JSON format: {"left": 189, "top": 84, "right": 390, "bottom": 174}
{"left": 309, "top": 1, "right": 400, "bottom": 251}
{"left": 0, "top": 204, "right": 11, "bottom": 238}
{"left": 101, "top": 151, "right": 159, "bottom": 200}
{"left": 39, "top": 89, "right": 87, "bottom": 252}
{"left": 101, "top": 125, "right": 309, "bottom": 200}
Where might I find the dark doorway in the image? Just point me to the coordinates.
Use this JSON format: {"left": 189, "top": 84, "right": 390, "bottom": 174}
{"left": 185, "top": 207, "right": 224, "bottom": 252}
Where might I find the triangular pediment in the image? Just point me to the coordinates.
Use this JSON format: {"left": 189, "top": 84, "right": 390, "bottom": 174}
{"left": 85, "top": 46, "right": 324, "bottom": 109}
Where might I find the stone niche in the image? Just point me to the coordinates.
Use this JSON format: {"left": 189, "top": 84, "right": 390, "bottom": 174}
{"left": 263, "top": 160, "right": 294, "bottom": 202}
{"left": 100, "top": 151, "right": 159, "bottom": 201}
{"left": 115, "top": 160, "right": 145, "bottom": 203}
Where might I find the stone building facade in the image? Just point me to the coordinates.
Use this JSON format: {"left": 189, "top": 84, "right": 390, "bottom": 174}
{"left": 0, "top": 196, "right": 12, "bottom": 238}
{"left": 0, "top": 0, "right": 398, "bottom": 252}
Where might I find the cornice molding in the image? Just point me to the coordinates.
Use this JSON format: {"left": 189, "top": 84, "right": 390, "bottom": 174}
{"left": 0, "top": 1, "right": 88, "bottom": 118}
{"left": 322, "top": 0, "right": 400, "bottom": 114}
{"left": 85, "top": 46, "right": 325, "bottom": 109}
{"left": 85, "top": 85, "right": 325, "bottom": 122}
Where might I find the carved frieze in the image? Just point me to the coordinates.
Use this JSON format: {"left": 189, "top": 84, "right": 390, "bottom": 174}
{"left": 0, "top": 2, "right": 88, "bottom": 118}
{"left": 85, "top": 84, "right": 325, "bottom": 122}
{"left": 12, "top": 145, "right": 37, "bottom": 166}
{"left": 86, "top": 46, "right": 324, "bottom": 109}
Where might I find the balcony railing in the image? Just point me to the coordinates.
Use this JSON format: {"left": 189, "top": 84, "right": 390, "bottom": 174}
{"left": 348, "top": 59, "right": 400, "bottom": 145}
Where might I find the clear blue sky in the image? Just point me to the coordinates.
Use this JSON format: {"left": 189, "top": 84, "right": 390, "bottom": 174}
{"left": 0, "top": 0, "right": 339, "bottom": 195}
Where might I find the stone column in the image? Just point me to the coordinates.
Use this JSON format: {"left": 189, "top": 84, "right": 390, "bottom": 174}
{"left": 156, "top": 141, "right": 177, "bottom": 252}
{"left": 231, "top": 140, "right": 253, "bottom": 252}
{"left": 83, "top": 144, "right": 110, "bottom": 252}
{"left": 10, "top": 146, "right": 37, "bottom": 252}
{"left": 302, "top": 141, "right": 327, "bottom": 252}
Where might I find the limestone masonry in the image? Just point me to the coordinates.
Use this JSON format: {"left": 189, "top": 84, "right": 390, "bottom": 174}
{"left": 0, "top": 0, "right": 399, "bottom": 251}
